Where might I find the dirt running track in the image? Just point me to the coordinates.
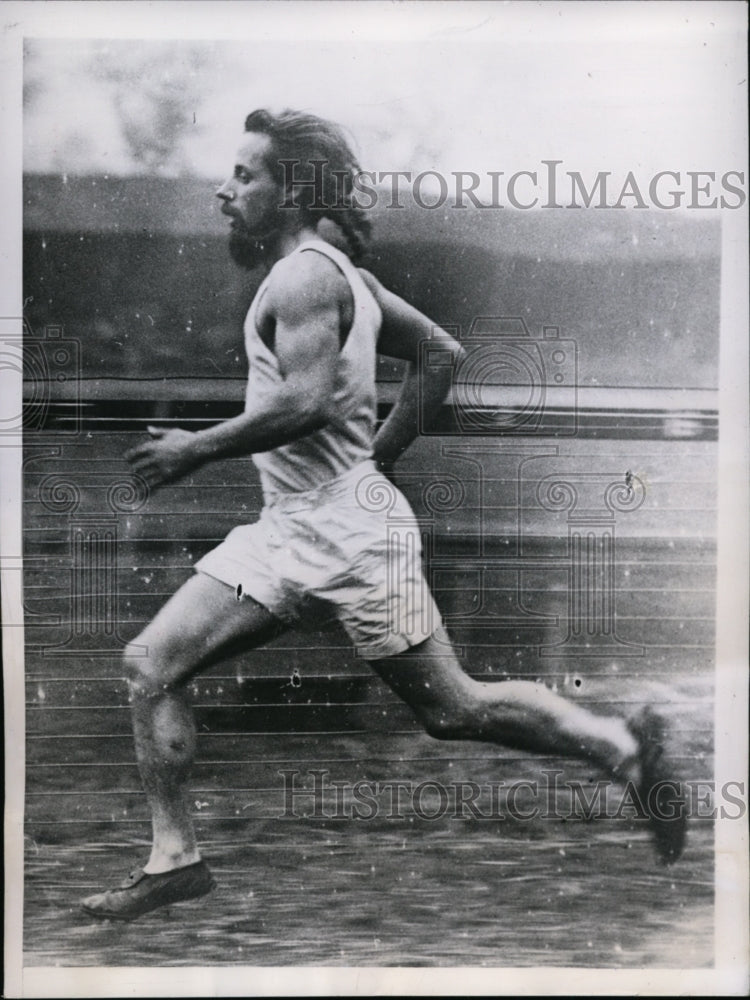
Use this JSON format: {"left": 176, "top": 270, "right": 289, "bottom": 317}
{"left": 22, "top": 429, "right": 716, "bottom": 968}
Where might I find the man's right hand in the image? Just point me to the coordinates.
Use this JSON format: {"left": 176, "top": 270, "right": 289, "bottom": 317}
{"left": 125, "top": 426, "right": 201, "bottom": 489}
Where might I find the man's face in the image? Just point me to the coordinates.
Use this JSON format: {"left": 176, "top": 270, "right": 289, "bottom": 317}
{"left": 216, "top": 132, "right": 283, "bottom": 268}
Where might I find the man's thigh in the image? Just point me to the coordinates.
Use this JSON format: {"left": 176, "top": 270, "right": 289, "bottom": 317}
{"left": 131, "top": 572, "right": 286, "bottom": 687}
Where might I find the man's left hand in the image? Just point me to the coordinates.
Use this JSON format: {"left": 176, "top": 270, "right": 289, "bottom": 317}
{"left": 125, "top": 426, "right": 200, "bottom": 488}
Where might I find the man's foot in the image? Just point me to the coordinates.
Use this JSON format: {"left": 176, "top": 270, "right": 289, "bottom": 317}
{"left": 627, "top": 707, "right": 687, "bottom": 865}
{"left": 81, "top": 860, "right": 215, "bottom": 920}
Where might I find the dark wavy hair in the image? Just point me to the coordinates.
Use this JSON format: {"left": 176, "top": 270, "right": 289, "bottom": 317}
{"left": 244, "top": 108, "right": 372, "bottom": 262}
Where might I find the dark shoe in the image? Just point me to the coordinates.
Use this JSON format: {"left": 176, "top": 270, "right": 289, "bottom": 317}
{"left": 81, "top": 860, "right": 214, "bottom": 920}
{"left": 627, "top": 707, "right": 687, "bottom": 865}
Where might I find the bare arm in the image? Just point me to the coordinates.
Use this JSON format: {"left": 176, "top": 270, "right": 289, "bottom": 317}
{"left": 359, "top": 269, "right": 464, "bottom": 470}
{"left": 126, "top": 257, "right": 344, "bottom": 487}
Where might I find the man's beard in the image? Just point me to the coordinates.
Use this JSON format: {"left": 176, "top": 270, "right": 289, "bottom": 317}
{"left": 227, "top": 219, "right": 282, "bottom": 270}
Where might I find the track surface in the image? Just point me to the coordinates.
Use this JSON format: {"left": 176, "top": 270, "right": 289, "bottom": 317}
{"left": 23, "top": 431, "right": 716, "bottom": 968}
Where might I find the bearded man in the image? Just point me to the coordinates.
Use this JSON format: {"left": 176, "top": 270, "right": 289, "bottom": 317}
{"left": 82, "top": 109, "right": 685, "bottom": 920}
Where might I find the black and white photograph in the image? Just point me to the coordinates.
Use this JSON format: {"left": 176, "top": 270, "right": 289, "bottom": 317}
{"left": 2, "top": 1, "right": 748, "bottom": 995}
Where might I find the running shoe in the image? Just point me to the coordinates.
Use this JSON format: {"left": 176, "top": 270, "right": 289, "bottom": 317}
{"left": 627, "top": 706, "right": 687, "bottom": 864}
{"left": 80, "top": 860, "right": 215, "bottom": 920}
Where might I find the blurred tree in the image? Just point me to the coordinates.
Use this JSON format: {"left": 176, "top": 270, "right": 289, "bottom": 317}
{"left": 88, "top": 42, "right": 209, "bottom": 174}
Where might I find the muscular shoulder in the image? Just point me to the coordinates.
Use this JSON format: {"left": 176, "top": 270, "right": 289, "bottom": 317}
{"left": 265, "top": 247, "right": 350, "bottom": 323}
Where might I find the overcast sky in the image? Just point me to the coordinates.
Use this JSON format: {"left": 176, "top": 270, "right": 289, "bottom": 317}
{"left": 21, "top": 2, "right": 746, "bottom": 186}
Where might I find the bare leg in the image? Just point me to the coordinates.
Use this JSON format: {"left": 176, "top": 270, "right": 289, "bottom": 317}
{"left": 130, "top": 688, "right": 200, "bottom": 872}
{"left": 369, "top": 626, "right": 638, "bottom": 778}
{"left": 123, "top": 573, "right": 285, "bottom": 873}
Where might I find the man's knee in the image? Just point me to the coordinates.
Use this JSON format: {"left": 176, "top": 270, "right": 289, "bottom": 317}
{"left": 123, "top": 639, "right": 172, "bottom": 697}
{"left": 419, "top": 704, "right": 474, "bottom": 741}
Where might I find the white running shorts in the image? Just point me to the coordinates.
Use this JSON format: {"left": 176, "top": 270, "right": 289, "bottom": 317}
{"left": 194, "top": 461, "right": 441, "bottom": 658}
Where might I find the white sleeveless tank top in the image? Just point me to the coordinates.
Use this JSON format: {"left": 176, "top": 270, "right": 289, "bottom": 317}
{"left": 244, "top": 239, "right": 383, "bottom": 499}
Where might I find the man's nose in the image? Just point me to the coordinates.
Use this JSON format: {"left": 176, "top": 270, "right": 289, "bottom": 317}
{"left": 216, "top": 183, "right": 235, "bottom": 202}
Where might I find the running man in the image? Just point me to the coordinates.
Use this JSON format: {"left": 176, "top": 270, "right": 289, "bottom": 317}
{"left": 82, "top": 109, "right": 686, "bottom": 920}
